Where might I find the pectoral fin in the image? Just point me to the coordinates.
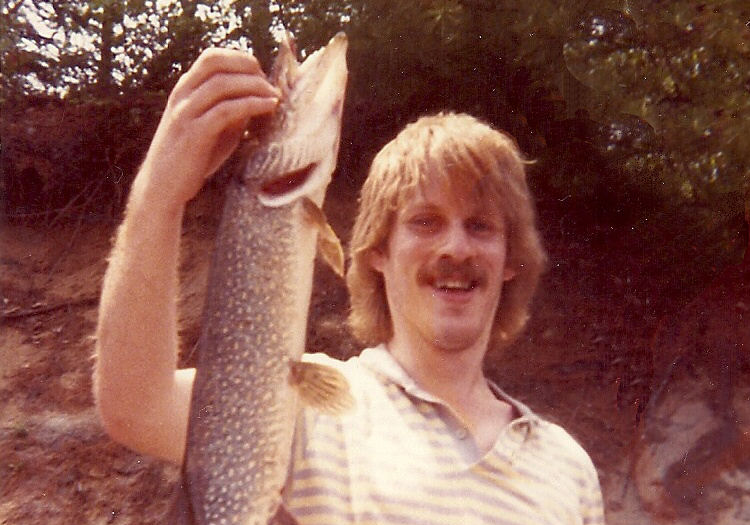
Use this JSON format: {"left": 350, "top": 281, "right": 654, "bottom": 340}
{"left": 300, "top": 197, "right": 344, "bottom": 277}
{"left": 289, "top": 361, "right": 355, "bottom": 414}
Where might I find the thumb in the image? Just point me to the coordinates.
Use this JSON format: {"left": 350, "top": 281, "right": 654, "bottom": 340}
{"left": 205, "top": 122, "right": 246, "bottom": 176}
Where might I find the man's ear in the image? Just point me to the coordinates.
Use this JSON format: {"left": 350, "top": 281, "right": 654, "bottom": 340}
{"left": 367, "top": 247, "right": 386, "bottom": 273}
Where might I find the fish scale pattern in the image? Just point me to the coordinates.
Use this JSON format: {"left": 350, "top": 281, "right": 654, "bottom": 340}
{"left": 186, "top": 183, "right": 302, "bottom": 524}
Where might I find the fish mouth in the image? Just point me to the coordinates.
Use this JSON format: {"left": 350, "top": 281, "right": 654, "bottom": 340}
{"left": 252, "top": 31, "right": 347, "bottom": 208}
{"left": 260, "top": 163, "right": 318, "bottom": 197}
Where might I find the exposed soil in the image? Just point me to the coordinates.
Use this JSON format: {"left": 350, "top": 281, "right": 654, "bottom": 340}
{"left": 0, "top": 184, "right": 745, "bottom": 524}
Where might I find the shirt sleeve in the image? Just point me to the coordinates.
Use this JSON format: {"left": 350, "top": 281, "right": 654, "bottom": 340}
{"left": 580, "top": 454, "right": 606, "bottom": 524}
{"left": 542, "top": 421, "right": 607, "bottom": 524}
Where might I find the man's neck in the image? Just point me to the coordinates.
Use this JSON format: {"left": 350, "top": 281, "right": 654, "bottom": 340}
{"left": 385, "top": 331, "right": 491, "bottom": 411}
{"left": 385, "top": 331, "right": 516, "bottom": 456}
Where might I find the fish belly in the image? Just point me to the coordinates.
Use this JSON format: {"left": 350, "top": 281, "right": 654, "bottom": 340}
{"left": 175, "top": 182, "right": 318, "bottom": 524}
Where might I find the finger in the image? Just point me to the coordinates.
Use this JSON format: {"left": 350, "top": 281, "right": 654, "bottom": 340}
{"left": 198, "top": 96, "right": 279, "bottom": 176}
{"left": 176, "top": 48, "right": 266, "bottom": 96}
{"left": 198, "top": 95, "right": 279, "bottom": 148}
{"left": 205, "top": 125, "right": 246, "bottom": 176}
{"left": 188, "top": 73, "right": 280, "bottom": 119}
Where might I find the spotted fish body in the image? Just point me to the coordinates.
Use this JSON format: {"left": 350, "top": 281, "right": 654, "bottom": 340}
{"left": 170, "top": 33, "right": 349, "bottom": 525}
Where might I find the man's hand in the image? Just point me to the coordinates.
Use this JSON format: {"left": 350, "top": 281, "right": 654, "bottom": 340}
{"left": 139, "top": 48, "right": 280, "bottom": 210}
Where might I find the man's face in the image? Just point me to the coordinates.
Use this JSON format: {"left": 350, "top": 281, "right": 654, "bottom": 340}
{"left": 370, "top": 175, "right": 515, "bottom": 352}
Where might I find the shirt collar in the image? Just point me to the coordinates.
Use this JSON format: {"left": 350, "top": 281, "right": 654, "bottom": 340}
{"left": 359, "top": 344, "right": 541, "bottom": 427}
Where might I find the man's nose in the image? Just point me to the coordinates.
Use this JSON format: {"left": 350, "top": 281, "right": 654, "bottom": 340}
{"left": 437, "top": 223, "right": 474, "bottom": 261}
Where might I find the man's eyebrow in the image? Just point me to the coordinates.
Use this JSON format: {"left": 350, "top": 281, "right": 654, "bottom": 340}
{"left": 402, "top": 202, "right": 438, "bottom": 214}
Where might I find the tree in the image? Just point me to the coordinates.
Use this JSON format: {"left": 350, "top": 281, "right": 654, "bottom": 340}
{"left": 1, "top": 1, "right": 290, "bottom": 99}
{"left": 3, "top": 0, "right": 748, "bottom": 270}
{"left": 0, "top": 1, "right": 353, "bottom": 220}
{"left": 562, "top": 2, "right": 750, "bottom": 260}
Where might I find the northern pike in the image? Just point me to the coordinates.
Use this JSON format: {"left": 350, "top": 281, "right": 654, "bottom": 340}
{"left": 170, "top": 32, "right": 352, "bottom": 525}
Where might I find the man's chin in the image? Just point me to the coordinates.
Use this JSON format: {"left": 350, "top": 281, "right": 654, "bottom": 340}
{"left": 431, "top": 328, "right": 483, "bottom": 353}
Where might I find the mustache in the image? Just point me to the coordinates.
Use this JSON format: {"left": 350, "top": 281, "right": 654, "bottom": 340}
{"left": 417, "top": 257, "right": 485, "bottom": 284}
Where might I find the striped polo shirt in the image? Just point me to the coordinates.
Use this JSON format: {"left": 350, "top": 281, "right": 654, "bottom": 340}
{"left": 283, "top": 345, "right": 605, "bottom": 525}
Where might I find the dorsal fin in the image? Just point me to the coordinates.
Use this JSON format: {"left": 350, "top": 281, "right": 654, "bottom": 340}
{"left": 270, "top": 31, "right": 299, "bottom": 90}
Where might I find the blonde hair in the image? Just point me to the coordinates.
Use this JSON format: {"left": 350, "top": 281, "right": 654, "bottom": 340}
{"left": 346, "top": 112, "right": 547, "bottom": 349}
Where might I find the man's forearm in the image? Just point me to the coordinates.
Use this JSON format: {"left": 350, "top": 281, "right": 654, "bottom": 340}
{"left": 94, "top": 171, "right": 191, "bottom": 462}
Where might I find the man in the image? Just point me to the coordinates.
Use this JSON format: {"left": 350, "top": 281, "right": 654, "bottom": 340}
{"left": 94, "top": 47, "right": 605, "bottom": 524}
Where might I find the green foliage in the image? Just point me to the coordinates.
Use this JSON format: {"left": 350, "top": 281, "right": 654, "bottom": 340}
{"left": 1, "top": 0, "right": 747, "bottom": 269}
{"left": 564, "top": 2, "right": 749, "bottom": 195}
{"left": 2, "top": 0, "right": 275, "bottom": 98}
{"left": 561, "top": 0, "right": 749, "bottom": 263}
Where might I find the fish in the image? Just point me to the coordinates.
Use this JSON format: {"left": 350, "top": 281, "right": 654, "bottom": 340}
{"left": 169, "top": 32, "right": 352, "bottom": 525}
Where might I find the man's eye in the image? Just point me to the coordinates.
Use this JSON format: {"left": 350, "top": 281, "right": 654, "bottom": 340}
{"left": 409, "top": 216, "right": 439, "bottom": 230}
{"left": 469, "top": 220, "right": 492, "bottom": 232}
{"left": 468, "top": 219, "right": 493, "bottom": 232}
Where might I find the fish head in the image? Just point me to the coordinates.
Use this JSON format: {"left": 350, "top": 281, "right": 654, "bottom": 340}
{"left": 242, "top": 32, "right": 348, "bottom": 208}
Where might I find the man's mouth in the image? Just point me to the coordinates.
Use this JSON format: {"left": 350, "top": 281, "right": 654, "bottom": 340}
{"left": 433, "top": 278, "right": 478, "bottom": 292}
{"left": 419, "top": 258, "right": 485, "bottom": 295}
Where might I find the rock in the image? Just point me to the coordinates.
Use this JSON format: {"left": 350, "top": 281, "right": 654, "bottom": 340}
{"left": 633, "top": 260, "right": 750, "bottom": 524}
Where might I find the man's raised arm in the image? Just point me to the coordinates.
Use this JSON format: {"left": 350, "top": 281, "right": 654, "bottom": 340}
{"left": 93, "top": 48, "right": 279, "bottom": 464}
